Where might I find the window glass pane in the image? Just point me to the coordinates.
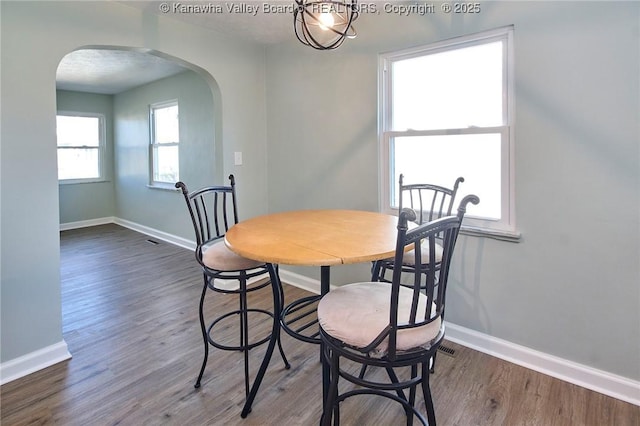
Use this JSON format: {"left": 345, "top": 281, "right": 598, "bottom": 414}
{"left": 153, "top": 145, "right": 179, "bottom": 183}
{"left": 57, "top": 116, "right": 100, "bottom": 147}
{"left": 392, "top": 41, "right": 503, "bottom": 131}
{"left": 392, "top": 134, "right": 501, "bottom": 219}
{"left": 154, "top": 104, "right": 179, "bottom": 144}
{"left": 57, "top": 148, "right": 100, "bottom": 180}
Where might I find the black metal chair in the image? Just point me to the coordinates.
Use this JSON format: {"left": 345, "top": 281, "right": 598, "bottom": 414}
{"left": 318, "top": 195, "right": 479, "bottom": 426}
{"left": 176, "top": 175, "right": 289, "bottom": 417}
{"left": 369, "top": 175, "right": 464, "bottom": 377}
{"left": 371, "top": 174, "right": 464, "bottom": 285}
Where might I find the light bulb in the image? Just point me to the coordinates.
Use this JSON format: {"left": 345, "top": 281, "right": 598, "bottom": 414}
{"left": 318, "top": 12, "right": 334, "bottom": 30}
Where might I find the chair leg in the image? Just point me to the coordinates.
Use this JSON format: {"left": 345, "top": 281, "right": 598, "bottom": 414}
{"left": 385, "top": 367, "right": 408, "bottom": 402}
{"left": 430, "top": 352, "right": 438, "bottom": 374}
{"left": 277, "top": 332, "right": 290, "bottom": 369}
{"left": 357, "top": 364, "right": 368, "bottom": 379}
{"left": 421, "top": 362, "right": 437, "bottom": 426}
{"left": 240, "top": 277, "right": 250, "bottom": 398}
{"left": 273, "top": 265, "right": 290, "bottom": 369}
{"left": 371, "top": 260, "right": 383, "bottom": 281}
{"left": 194, "top": 277, "right": 209, "bottom": 388}
{"left": 409, "top": 364, "right": 418, "bottom": 405}
{"left": 193, "top": 263, "right": 289, "bottom": 417}
{"left": 408, "top": 365, "right": 418, "bottom": 426}
{"left": 385, "top": 366, "right": 416, "bottom": 424}
{"left": 240, "top": 263, "right": 281, "bottom": 418}
{"left": 321, "top": 348, "right": 340, "bottom": 426}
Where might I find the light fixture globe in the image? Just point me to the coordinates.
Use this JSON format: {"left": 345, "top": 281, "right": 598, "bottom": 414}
{"left": 294, "top": 0, "right": 359, "bottom": 50}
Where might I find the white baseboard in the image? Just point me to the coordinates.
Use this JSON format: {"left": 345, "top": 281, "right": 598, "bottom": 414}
{"left": 57, "top": 218, "right": 640, "bottom": 406}
{"left": 443, "top": 323, "right": 640, "bottom": 406}
{"left": 61, "top": 217, "right": 194, "bottom": 251}
{"left": 113, "top": 218, "right": 194, "bottom": 251}
{"left": 279, "top": 272, "right": 639, "bottom": 406}
{"left": 60, "top": 216, "right": 115, "bottom": 231}
{"left": 0, "top": 341, "right": 72, "bottom": 385}
{"left": 278, "top": 269, "right": 338, "bottom": 295}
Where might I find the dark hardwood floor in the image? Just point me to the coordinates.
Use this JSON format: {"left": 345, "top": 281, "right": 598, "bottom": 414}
{"left": 1, "top": 224, "right": 638, "bottom": 425}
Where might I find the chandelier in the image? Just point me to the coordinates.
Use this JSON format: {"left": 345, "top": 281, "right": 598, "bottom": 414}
{"left": 294, "top": 0, "right": 359, "bottom": 50}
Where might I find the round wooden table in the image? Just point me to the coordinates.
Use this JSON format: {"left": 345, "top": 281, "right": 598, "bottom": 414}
{"left": 225, "top": 209, "right": 401, "bottom": 413}
{"left": 225, "top": 209, "right": 400, "bottom": 268}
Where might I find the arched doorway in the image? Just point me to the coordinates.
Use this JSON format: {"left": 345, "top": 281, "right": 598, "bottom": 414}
{"left": 55, "top": 46, "right": 221, "bottom": 342}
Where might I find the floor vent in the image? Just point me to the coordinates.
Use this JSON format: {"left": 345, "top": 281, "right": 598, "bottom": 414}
{"left": 146, "top": 239, "right": 159, "bottom": 245}
{"left": 437, "top": 345, "right": 456, "bottom": 357}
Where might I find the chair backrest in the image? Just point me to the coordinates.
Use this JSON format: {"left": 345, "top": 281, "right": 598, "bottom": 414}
{"left": 384, "top": 194, "right": 479, "bottom": 360}
{"left": 175, "top": 175, "right": 239, "bottom": 247}
{"left": 398, "top": 174, "right": 464, "bottom": 225}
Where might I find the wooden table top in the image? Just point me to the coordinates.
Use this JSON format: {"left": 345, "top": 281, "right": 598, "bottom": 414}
{"left": 225, "top": 209, "right": 401, "bottom": 267}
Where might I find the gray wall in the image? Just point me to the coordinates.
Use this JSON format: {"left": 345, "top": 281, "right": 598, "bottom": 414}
{"left": 57, "top": 90, "right": 116, "bottom": 224}
{"left": 265, "top": 2, "right": 640, "bottom": 381}
{"left": 113, "top": 70, "right": 216, "bottom": 238}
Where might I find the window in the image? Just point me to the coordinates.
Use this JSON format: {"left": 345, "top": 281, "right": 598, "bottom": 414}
{"left": 149, "top": 101, "right": 179, "bottom": 186}
{"left": 379, "top": 26, "right": 518, "bottom": 239}
{"left": 56, "top": 113, "right": 105, "bottom": 183}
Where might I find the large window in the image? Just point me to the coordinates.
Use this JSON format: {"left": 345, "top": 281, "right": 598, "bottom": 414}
{"left": 56, "top": 113, "right": 105, "bottom": 183}
{"left": 379, "top": 26, "right": 518, "bottom": 239}
{"left": 149, "top": 100, "right": 179, "bottom": 186}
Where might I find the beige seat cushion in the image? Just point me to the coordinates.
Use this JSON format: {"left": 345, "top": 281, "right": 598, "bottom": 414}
{"left": 318, "top": 282, "right": 441, "bottom": 357}
{"left": 201, "top": 240, "right": 264, "bottom": 271}
{"left": 384, "top": 242, "right": 444, "bottom": 266}
{"left": 404, "top": 241, "right": 444, "bottom": 266}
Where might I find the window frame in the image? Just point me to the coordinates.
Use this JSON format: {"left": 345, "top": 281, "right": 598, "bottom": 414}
{"left": 149, "top": 100, "right": 180, "bottom": 188}
{"left": 378, "top": 26, "right": 519, "bottom": 241}
{"left": 56, "top": 111, "right": 106, "bottom": 184}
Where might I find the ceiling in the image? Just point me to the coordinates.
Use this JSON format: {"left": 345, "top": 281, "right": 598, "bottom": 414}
{"left": 120, "top": 1, "right": 293, "bottom": 44}
{"left": 57, "top": 1, "right": 294, "bottom": 94}
{"left": 56, "top": 49, "right": 191, "bottom": 94}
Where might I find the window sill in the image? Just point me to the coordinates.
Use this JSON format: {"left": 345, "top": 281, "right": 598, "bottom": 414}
{"left": 460, "top": 225, "right": 521, "bottom": 243}
{"left": 59, "top": 179, "right": 109, "bottom": 185}
{"left": 147, "top": 183, "right": 179, "bottom": 192}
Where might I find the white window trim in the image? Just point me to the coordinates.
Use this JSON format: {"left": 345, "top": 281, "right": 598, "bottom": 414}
{"left": 149, "top": 99, "right": 179, "bottom": 188}
{"left": 57, "top": 111, "right": 106, "bottom": 185}
{"left": 378, "top": 26, "right": 520, "bottom": 242}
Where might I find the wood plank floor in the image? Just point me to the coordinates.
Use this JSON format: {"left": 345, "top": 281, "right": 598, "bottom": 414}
{"left": 1, "top": 224, "right": 638, "bottom": 425}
